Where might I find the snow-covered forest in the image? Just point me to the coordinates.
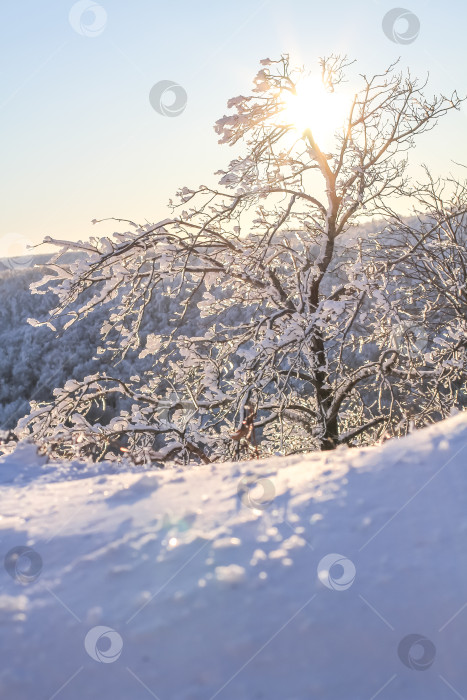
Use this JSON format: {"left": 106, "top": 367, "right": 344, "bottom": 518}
{"left": 2, "top": 205, "right": 466, "bottom": 453}
{"left": 0, "top": 257, "right": 179, "bottom": 431}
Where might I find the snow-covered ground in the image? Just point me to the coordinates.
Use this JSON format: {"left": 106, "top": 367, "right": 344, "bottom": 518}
{"left": 2, "top": 414, "right": 467, "bottom": 700}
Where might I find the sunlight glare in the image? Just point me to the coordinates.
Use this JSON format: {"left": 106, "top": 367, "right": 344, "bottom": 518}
{"left": 280, "top": 76, "right": 350, "bottom": 150}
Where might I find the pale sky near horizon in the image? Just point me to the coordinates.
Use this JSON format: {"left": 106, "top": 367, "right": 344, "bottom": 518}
{"left": 1, "top": 0, "right": 467, "bottom": 258}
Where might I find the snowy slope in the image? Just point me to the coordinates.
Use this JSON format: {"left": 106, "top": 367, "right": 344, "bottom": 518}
{"left": 1, "top": 414, "right": 467, "bottom": 700}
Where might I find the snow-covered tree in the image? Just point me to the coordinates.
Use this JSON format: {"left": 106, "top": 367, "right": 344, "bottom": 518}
{"left": 16, "top": 55, "right": 464, "bottom": 464}
{"left": 378, "top": 171, "right": 467, "bottom": 427}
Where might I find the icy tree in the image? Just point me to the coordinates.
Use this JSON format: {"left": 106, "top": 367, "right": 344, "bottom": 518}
{"left": 377, "top": 171, "right": 467, "bottom": 427}
{"left": 16, "top": 55, "right": 463, "bottom": 464}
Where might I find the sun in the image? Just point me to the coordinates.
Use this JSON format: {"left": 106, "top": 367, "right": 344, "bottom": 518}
{"left": 280, "top": 76, "right": 350, "bottom": 149}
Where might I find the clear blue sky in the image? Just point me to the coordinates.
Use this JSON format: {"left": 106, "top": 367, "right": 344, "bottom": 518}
{"left": 1, "top": 0, "right": 467, "bottom": 252}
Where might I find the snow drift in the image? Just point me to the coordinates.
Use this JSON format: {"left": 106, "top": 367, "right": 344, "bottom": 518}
{"left": 1, "top": 413, "right": 467, "bottom": 700}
